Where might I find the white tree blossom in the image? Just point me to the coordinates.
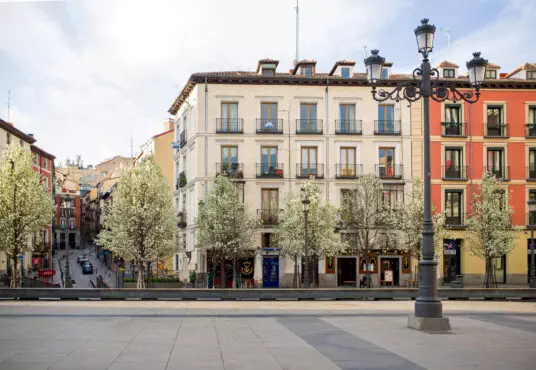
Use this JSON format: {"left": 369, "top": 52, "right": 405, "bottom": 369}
{"left": 0, "top": 144, "right": 54, "bottom": 287}
{"left": 276, "top": 179, "right": 345, "bottom": 287}
{"left": 97, "top": 156, "right": 176, "bottom": 288}
{"left": 466, "top": 173, "right": 519, "bottom": 287}
{"left": 196, "top": 175, "right": 259, "bottom": 288}
{"left": 339, "top": 174, "right": 403, "bottom": 280}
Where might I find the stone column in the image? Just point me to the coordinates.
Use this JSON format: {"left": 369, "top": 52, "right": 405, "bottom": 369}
{"left": 254, "top": 249, "right": 262, "bottom": 288}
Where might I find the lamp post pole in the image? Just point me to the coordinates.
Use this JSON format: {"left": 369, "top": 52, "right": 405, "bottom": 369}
{"left": 528, "top": 200, "right": 536, "bottom": 288}
{"left": 364, "top": 18, "right": 487, "bottom": 331}
{"left": 301, "top": 192, "right": 311, "bottom": 288}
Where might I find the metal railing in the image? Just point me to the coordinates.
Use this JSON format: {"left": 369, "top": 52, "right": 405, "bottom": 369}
{"left": 178, "top": 171, "right": 187, "bottom": 188}
{"left": 527, "top": 212, "right": 536, "bottom": 227}
{"left": 528, "top": 166, "right": 536, "bottom": 180}
{"left": 441, "top": 122, "right": 466, "bottom": 137}
{"left": 216, "top": 163, "right": 244, "bottom": 178}
{"left": 486, "top": 165, "right": 510, "bottom": 180}
{"left": 179, "top": 130, "right": 187, "bottom": 148}
{"left": 445, "top": 213, "right": 467, "bottom": 228}
{"left": 526, "top": 124, "right": 536, "bottom": 138}
{"left": 257, "top": 209, "right": 280, "bottom": 225}
{"left": 296, "top": 164, "right": 324, "bottom": 178}
{"left": 335, "top": 164, "right": 363, "bottom": 179}
{"left": 216, "top": 118, "right": 243, "bottom": 133}
{"left": 484, "top": 123, "right": 509, "bottom": 138}
{"left": 296, "top": 119, "right": 323, "bottom": 134}
{"left": 374, "top": 120, "right": 401, "bottom": 135}
{"left": 256, "top": 118, "right": 283, "bottom": 134}
{"left": 178, "top": 211, "right": 187, "bottom": 228}
{"left": 442, "top": 165, "right": 467, "bottom": 180}
{"left": 335, "top": 120, "right": 362, "bottom": 134}
{"left": 375, "top": 164, "right": 403, "bottom": 179}
{"left": 256, "top": 163, "right": 284, "bottom": 178}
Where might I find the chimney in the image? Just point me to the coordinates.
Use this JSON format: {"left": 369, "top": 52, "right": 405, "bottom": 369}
{"left": 164, "top": 118, "right": 174, "bottom": 131}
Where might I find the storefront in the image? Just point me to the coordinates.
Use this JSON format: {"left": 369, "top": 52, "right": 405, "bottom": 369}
{"left": 206, "top": 250, "right": 255, "bottom": 288}
{"left": 337, "top": 256, "right": 357, "bottom": 287}
{"left": 443, "top": 239, "right": 461, "bottom": 283}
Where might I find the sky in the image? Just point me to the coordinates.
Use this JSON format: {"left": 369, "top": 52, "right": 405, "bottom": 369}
{"left": 0, "top": 0, "right": 534, "bottom": 166}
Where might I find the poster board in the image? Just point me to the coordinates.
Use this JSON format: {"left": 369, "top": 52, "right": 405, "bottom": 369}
{"left": 384, "top": 270, "right": 393, "bottom": 283}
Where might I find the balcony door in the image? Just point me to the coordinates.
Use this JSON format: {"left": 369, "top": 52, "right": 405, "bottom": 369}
{"left": 487, "top": 148, "right": 504, "bottom": 179}
{"left": 445, "top": 105, "right": 462, "bottom": 135}
{"left": 340, "top": 147, "right": 356, "bottom": 177}
{"left": 221, "top": 102, "right": 238, "bottom": 130}
{"left": 301, "top": 147, "right": 318, "bottom": 177}
{"left": 261, "top": 189, "right": 279, "bottom": 224}
{"left": 339, "top": 104, "right": 356, "bottom": 132}
{"left": 445, "top": 190, "right": 462, "bottom": 225}
{"left": 377, "top": 105, "right": 394, "bottom": 133}
{"left": 300, "top": 103, "right": 317, "bottom": 131}
{"left": 378, "top": 147, "right": 395, "bottom": 177}
{"left": 487, "top": 106, "right": 503, "bottom": 136}
{"left": 261, "top": 102, "right": 278, "bottom": 128}
{"left": 445, "top": 148, "right": 462, "bottom": 178}
{"left": 530, "top": 149, "right": 536, "bottom": 179}
{"left": 261, "top": 146, "right": 278, "bottom": 175}
{"left": 221, "top": 146, "right": 238, "bottom": 174}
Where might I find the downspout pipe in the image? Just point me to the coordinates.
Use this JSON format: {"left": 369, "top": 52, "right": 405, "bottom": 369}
{"left": 325, "top": 78, "right": 329, "bottom": 201}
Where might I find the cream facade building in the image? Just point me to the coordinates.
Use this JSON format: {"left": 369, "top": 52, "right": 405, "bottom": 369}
{"left": 170, "top": 59, "right": 415, "bottom": 287}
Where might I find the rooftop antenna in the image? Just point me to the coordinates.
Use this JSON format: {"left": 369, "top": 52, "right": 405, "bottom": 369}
{"left": 7, "top": 89, "right": 11, "bottom": 122}
{"left": 294, "top": 0, "right": 299, "bottom": 65}
{"left": 440, "top": 27, "right": 451, "bottom": 48}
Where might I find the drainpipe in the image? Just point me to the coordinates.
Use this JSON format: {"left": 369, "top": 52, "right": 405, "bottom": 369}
{"left": 325, "top": 78, "right": 330, "bottom": 201}
{"left": 288, "top": 107, "right": 292, "bottom": 192}
{"left": 469, "top": 103, "right": 473, "bottom": 209}
{"left": 203, "top": 78, "right": 209, "bottom": 275}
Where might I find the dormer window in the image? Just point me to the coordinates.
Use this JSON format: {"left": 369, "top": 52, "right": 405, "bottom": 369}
{"left": 256, "top": 59, "right": 279, "bottom": 76}
{"left": 485, "top": 69, "right": 497, "bottom": 79}
{"left": 443, "top": 68, "right": 455, "bottom": 78}
{"left": 381, "top": 68, "right": 389, "bottom": 79}
{"left": 329, "top": 60, "right": 356, "bottom": 77}
{"left": 528, "top": 71, "right": 536, "bottom": 80}
{"left": 302, "top": 66, "right": 313, "bottom": 77}
{"left": 341, "top": 67, "right": 350, "bottom": 78}
{"left": 262, "top": 68, "right": 275, "bottom": 77}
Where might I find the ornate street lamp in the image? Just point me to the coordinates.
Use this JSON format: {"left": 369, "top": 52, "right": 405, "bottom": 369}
{"left": 365, "top": 18, "right": 487, "bottom": 331}
{"left": 301, "top": 190, "right": 311, "bottom": 288}
{"left": 528, "top": 200, "right": 536, "bottom": 288}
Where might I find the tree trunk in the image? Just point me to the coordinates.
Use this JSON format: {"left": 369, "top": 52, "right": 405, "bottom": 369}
{"left": 220, "top": 261, "right": 225, "bottom": 289}
{"left": 484, "top": 257, "right": 496, "bottom": 288}
{"left": 10, "top": 255, "right": 19, "bottom": 288}
{"left": 137, "top": 262, "right": 145, "bottom": 289}
{"left": 293, "top": 259, "right": 299, "bottom": 288}
{"left": 232, "top": 257, "right": 237, "bottom": 288}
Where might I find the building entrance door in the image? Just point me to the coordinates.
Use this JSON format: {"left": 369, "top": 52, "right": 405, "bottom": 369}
{"left": 337, "top": 257, "right": 357, "bottom": 286}
{"left": 262, "top": 256, "right": 279, "bottom": 288}
{"left": 380, "top": 257, "right": 399, "bottom": 286}
{"left": 443, "top": 239, "right": 461, "bottom": 283}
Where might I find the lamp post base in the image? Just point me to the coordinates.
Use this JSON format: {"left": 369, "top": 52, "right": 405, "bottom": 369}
{"left": 407, "top": 315, "right": 450, "bottom": 332}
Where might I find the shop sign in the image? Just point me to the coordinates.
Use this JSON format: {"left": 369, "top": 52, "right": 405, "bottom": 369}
{"left": 39, "top": 269, "right": 56, "bottom": 277}
{"left": 444, "top": 240, "right": 457, "bottom": 255}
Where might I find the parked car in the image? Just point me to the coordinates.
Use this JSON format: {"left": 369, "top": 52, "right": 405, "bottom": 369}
{"left": 82, "top": 262, "right": 93, "bottom": 274}
{"left": 77, "top": 256, "right": 89, "bottom": 265}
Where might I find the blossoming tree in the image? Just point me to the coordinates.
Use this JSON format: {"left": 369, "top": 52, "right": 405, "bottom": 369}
{"left": 196, "top": 175, "right": 259, "bottom": 288}
{"left": 97, "top": 157, "right": 176, "bottom": 288}
{"left": 0, "top": 144, "right": 54, "bottom": 287}
{"left": 276, "top": 180, "right": 345, "bottom": 287}
{"left": 466, "top": 173, "right": 518, "bottom": 287}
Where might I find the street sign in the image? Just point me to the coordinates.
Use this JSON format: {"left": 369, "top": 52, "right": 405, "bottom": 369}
{"left": 17, "top": 254, "right": 24, "bottom": 260}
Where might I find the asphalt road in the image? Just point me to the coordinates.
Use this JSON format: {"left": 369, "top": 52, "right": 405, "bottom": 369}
{"left": 54, "top": 245, "right": 115, "bottom": 288}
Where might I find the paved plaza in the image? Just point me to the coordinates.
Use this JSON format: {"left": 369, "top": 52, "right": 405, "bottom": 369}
{"left": 0, "top": 301, "right": 535, "bottom": 369}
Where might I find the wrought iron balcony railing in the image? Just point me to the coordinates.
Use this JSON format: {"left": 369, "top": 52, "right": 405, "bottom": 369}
{"left": 335, "top": 120, "right": 362, "bottom": 134}
{"left": 216, "top": 163, "right": 244, "bottom": 179}
{"left": 256, "top": 118, "right": 283, "bottom": 134}
{"left": 374, "top": 120, "right": 401, "bottom": 135}
{"left": 216, "top": 118, "right": 243, "bottom": 133}
{"left": 375, "top": 164, "right": 403, "bottom": 179}
{"left": 484, "top": 123, "right": 509, "bottom": 138}
{"left": 526, "top": 123, "right": 536, "bottom": 138}
{"left": 256, "top": 163, "right": 284, "bottom": 178}
{"left": 441, "top": 122, "right": 466, "bottom": 137}
{"left": 178, "top": 171, "right": 187, "bottom": 188}
{"left": 178, "top": 211, "right": 187, "bottom": 228}
{"left": 179, "top": 130, "right": 187, "bottom": 148}
{"left": 296, "top": 163, "right": 324, "bottom": 178}
{"left": 442, "top": 165, "right": 467, "bottom": 180}
{"left": 257, "top": 209, "right": 280, "bottom": 226}
{"left": 296, "top": 119, "right": 323, "bottom": 134}
{"left": 486, "top": 165, "right": 510, "bottom": 180}
{"left": 335, "top": 164, "right": 363, "bottom": 179}
{"left": 444, "top": 213, "right": 467, "bottom": 229}
{"left": 528, "top": 166, "right": 536, "bottom": 181}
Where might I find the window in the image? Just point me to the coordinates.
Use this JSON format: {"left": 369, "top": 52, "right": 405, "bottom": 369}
{"left": 377, "top": 105, "right": 394, "bottom": 133}
{"left": 340, "top": 189, "right": 351, "bottom": 208}
{"left": 261, "top": 189, "right": 279, "bottom": 224}
{"left": 339, "top": 147, "right": 356, "bottom": 177}
{"left": 33, "top": 153, "right": 38, "bottom": 165}
{"left": 299, "top": 103, "right": 318, "bottom": 132}
{"left": 378, "top": 147, "right": 395, "bottom": 177}
{"left": 485, "top": 69, "right": 497, "bottom": 79}
{"left": 381, "top": 68, "right": 388, "bottom": 79}
{"left": 341, "top": 67, "right": 350, "bottom": 78}
{"left": 300, "top": 146, "right": 318, "bottom": 177}
{"left": 445, "top": 147, "right": 463, "bottom": 178}
{"left": 60, "top": 218, "right": 66, "bottom": 227}
{"left": 530, "top": 190, "right": 536, "bottom": 225}
{"left": 381, "top": 184, "right": 404, "bottom": 209}
{"left": 443, "top": 68, "right": 455, "bottom": 78}
{"left": 69, "top": 218, "right": 75, "bottom": 229}
{"left": 262, "top": 68, "right": 275, "bottom": 77}
{"left": 487, "top": 148, "right": 505, "bottom": 179}
{"left": 445, "top": 190, "right": 463, "bottom": 225}
{"left": 527, "top": 71, "right": 536, "bottom": 80}
{"left": 260, "top": 146, "right": 278, "bottom": 175}
{"left": 339, "top": 104, "right": 356, "bottom": 132}
{"left": 443, "top": 105, "right": 462, "bottom": 135}
{"left": 260, "top": 102, "right": 278, "bottom": 132}
{"left": 6, "top": 133, "right": 10, "bottom": 145}
{"left": 529, "top": 149, "right": 536, "bottom": 179}
{"left": 43, "top": 177, "right": 48, "bottom": 189}
{"left": 487, "top": 106, "right": 505, "bottom": 136}
{"left": 529, "top": 106, "right": 536, "bottom": 124}
{"left": 301, "top": 66, "right": 313, "bottom": 77}
{"left": 220, "top": 146, "right": 238, "bottom": 174}
{"left": 221, "top": 102, "right": 238, "bottom": 131}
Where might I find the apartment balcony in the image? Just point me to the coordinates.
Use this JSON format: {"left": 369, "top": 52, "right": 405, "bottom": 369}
{"left": 216, "top": 118, "right": 243, "bottom": 134}
{"left": 256, "top": 163, "right": 284, "bottom": 178}
{"left": 484, "top": 123, "right": 509, "bottom": 138}
{"left": 296, "top": 119, "right": 323, "bottom": 134}
{"left": 178, "top": 211, "right": 187, "bottom": 228}
{"left": 179, "top": 130, "right": 187, "bottom": 148}
{"left": 486, "top": 166, "right": 510, "bottom": 180}
{"left": 335, "top": 120, "right": 362, "bottom": 135}
{"left": 296, "top": 164, "right": 324, "bottom": 179}
{"left": 375, "top": 164, "right": 403, "bottom": 180}
{"left": 374, "top": 120, "right": 401, "bottom": 135}
{"left": 528, "top": 167, "right": 536, "bottom": 181}
{"left": 526, "top": 124, "right": 536, "bottom": 138}
{"left": 527, "top": 212, "right": 536, "bottom": 227}
{"left": 442, "top": 165, "right": 467, "bottom": 180}
{"left": 335, "top": 164, "right": 363, "bottom": 179}
{"left": 178, "top": 171, "right": 187, "bottom": 188}
{"left": 445, "top": 213, "right": 467, "bottom": 229}
{"left": 257, "top": 209, "right": 280, "bottom": 226}
{"left": 441, "top": 122, "right": 466, "bottom": 137}
{"left": 256, "top": 118, "right": 283, "bottom": 134}
{"left": 216, "top": 163, "right": 244, "bottom": 179}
